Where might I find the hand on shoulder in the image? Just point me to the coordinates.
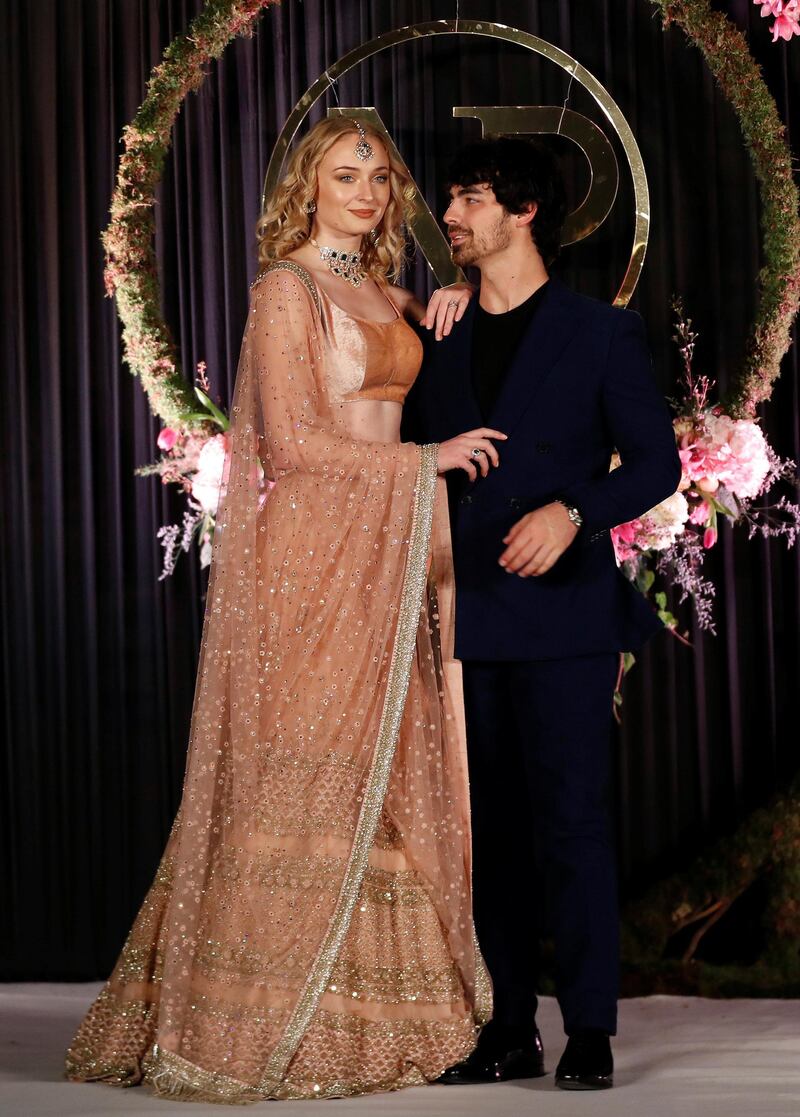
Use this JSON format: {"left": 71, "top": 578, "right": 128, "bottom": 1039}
{"left": 420, "top": 283, "right": 475, "bottom": 340}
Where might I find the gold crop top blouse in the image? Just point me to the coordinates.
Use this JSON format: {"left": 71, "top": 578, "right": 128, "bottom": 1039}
{"left": 317, "top": 284, "right": 424, "bottom": 406}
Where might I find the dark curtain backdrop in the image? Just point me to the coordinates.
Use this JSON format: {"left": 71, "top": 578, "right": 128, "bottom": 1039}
{"left": 1, "top": 0, "right": 798, "bottom": 979}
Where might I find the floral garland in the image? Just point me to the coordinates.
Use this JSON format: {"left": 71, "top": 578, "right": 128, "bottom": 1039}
{"left": 102, "top": 0, "right": 799, "bottom": 576}
{"left": 101, "top": 0, "right": 277, "bottom": 570}
{"left": 651, "top": 0, "right": 800, "bottom": 418}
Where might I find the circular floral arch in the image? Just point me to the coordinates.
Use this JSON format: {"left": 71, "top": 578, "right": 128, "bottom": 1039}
{"left": 104, "top": 0, "right": 799, "bottom": 432}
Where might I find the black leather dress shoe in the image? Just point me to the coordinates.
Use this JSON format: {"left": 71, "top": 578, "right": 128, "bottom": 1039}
{"left": 437, "top": 1023, "right": 546, "bottom": 1084}
{"left": 555, "top": 1029, "right": 614, "bottom": 1090}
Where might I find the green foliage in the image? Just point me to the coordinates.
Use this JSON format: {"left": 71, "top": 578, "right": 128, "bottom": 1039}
{"left": 622, "top": 773, "right": 800, "bottom": 996}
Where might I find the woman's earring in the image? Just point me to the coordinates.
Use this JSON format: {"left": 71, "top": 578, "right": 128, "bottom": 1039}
{"left": 369, "top": 227, "right": 379, "bottom": 244}
{"left": 304, "top": 200, "right": 316, "bottom": 214}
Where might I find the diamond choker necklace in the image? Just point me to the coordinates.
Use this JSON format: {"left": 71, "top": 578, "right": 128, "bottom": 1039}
{"left": 309, "top": 237, "right": 367, "bottom": 288}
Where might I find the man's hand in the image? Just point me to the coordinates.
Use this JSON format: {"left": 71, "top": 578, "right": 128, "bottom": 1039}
{"left": 499, "top": 502, "right": 578, "bottom": 577}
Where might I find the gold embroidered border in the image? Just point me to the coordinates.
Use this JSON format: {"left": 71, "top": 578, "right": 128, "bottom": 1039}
{"left": 216, "top": 848, "right": 427, "bottom": 905}
{"left": 328, "top": 958, "right": 463, "bottom": 1003}
{"left": 257, "top": 260, "right": 322, "bottom": 314}
{"left": 273, "top": 1012, "right": 475, "bottom": 1100}
{"left": 258, "top": 443, "right": 439, "bottom": 1091}
{"left": 272, "top": 1067, "right": 427, "bottom": 1101}
{"left": 473, "top": 927, "right": 493, "bottom": 1025}
{"left": 137, "top": 994, "right": 473, "bottom": 1103}
{"left": 143, "top": 1043, "right": 261, "bottom": 1106}
{"left": 65, "top": 990, "right": 157, "bottom": 1086}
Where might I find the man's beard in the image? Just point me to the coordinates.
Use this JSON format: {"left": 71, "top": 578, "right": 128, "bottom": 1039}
{"left": 451, "top": 215, "right": 512, "bottom": 267}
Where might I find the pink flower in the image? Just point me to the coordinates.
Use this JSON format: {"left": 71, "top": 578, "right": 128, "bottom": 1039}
{"left": 157, "top": 427, "right": 179, "bottom": 452}
{"left": 773, "top": 10, "right": 800, "bottom": 39}
{"left": 703, "top": 527, "right": 718, "bottom": 549}
{"left": 610, "top": 492, "right": 690, "bottom": 562}
{"left": 677, "top": 448, "right": 694, "bottom": 492}
{"left": 611, "top": 520, "right": 641, "bottom": 563}
{"left": 190, "top": 433, "right": 230, "bottom": 515}
{"left": 677, "top": 412, "right": 771, "bottom": 500}
{"left": 675, "top": 424, "right": 727, "bottom": 490}
{"left": 688, "top": 500, "right": 711, "bottom": 526}
{"left": 753, "top": 0, "right": 800, "bottom": 38}
{"left": 703, "top": 414, "right": 771, "bottom": 499}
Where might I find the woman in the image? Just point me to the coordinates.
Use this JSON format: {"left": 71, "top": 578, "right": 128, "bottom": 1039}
{"left": 66, "top": 116, "right": 504, "bottom": 1102}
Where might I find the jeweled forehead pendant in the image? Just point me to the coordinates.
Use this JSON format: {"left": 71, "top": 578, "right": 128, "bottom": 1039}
{"left": 353, "top": 121, "right": 374, "bottom": 162}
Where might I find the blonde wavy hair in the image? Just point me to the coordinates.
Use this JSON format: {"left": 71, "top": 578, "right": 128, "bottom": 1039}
{"left": 256, "top": 117, "right": 416, "bottom": 282}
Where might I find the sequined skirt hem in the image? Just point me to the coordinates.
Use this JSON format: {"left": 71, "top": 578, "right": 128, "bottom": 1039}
{"left": 67, "top": 1007, "right": 477, "bottom": 1104}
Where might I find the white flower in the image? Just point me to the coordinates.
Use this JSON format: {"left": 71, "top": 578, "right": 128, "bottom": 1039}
{"left": 639, "top": 491, "right": 690, "bottom": 552}
{"left": 190, "top": 434, "right": 229, "bottom": 515}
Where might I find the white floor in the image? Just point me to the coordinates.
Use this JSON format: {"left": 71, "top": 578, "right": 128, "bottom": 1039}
{"left": 1, "top": 984, "right": 799, "bottom": 1116}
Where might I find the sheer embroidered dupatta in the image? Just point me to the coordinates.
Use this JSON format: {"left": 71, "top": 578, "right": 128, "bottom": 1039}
{"left": 66, "top": 264, "right": 490, "bottom": 1102}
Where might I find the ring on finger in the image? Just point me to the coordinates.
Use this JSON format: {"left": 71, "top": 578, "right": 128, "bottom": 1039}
{"left": 471, "top": 447, "right": 484, "bottom": 458}
{"left": 447, "top": 300, "right": 460, "bottom": 308}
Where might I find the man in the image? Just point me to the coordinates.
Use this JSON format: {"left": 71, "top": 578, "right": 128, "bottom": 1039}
{"left": 404, "top": 137, "right": 681, "bottom": 1090}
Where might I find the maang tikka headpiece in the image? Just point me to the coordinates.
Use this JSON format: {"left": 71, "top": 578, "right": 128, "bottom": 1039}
{"left": 353, "top": 121, "right": 374, "bottom": 162}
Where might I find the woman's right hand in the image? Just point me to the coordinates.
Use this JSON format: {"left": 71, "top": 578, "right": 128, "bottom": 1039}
{"left": 436, "top": 429, "right": 508, "bottom": 481}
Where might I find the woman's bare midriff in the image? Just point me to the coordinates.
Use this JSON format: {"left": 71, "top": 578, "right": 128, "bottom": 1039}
{"left": 341, "top": 399, "right": 403, "bottom": 443}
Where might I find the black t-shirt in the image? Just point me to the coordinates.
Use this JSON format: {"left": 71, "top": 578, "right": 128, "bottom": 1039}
{"left": 471, "top": 280, "right": 550, "bottom": 420}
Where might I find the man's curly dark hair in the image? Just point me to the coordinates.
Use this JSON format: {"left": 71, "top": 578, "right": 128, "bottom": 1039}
{"left": 445, "top": 136, "right": 568, "bottom": 267}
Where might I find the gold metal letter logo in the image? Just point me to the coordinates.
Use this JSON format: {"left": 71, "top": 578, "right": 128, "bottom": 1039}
{"left": 263, "top": 20, "right": 649, "bottom": 306}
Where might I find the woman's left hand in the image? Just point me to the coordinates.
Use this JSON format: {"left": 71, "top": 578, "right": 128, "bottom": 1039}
{"left": 420, "top": 283, "right": 475, "bottom": 341}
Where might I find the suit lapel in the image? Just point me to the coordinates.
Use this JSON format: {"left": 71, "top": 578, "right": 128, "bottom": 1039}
{"left": 487, "top": 277, "right": 587, "bottom": 437}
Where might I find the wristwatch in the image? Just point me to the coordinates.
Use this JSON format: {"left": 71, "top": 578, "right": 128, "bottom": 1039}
{"left": 555, "top": 499, "right": 583, "bottom": 529}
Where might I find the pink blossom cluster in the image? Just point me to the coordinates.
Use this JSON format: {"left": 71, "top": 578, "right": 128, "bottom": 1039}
{"left": 753, "top": 0, "right": 800, "bottom": 41}
{"left": 611, "top": 491, "right": 690, "bottom": 564}
{"left": 677, "top": 412, "right": 771, "bottom": 500}
{"left": 609, "top": 411, "right": 773, "bottom": 564}
{"left": 609, "top": 453, "right": 690, "bottom": 563}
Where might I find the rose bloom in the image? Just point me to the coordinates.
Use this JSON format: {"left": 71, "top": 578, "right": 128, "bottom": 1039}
{"left": 190, "top": 433, "right": 229, "bottom": 515}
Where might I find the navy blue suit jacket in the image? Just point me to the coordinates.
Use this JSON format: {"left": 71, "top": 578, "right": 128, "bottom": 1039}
{"left": 402, "top": 276, "right": 683, "bottom": 661}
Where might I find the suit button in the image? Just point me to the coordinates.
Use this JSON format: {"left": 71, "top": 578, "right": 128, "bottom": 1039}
{"left": 509, "top": 497, "right": 521, "bottom": 510}
{"left": 460, "top": 494, "right": 473, "bottom": 506}
{"left": 536, "top": 441, "right": 552, "bottom": 454}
